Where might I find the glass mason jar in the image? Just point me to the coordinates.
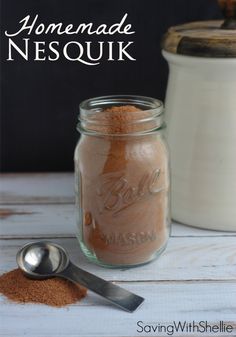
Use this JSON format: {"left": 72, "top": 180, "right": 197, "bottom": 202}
{"left": 74, "top": 95, "right": 170, "bottom": 268}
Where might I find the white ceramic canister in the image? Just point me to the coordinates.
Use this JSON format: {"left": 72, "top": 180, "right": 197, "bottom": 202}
{"left": 162, "top": 0, "right": 236, "bottom": 231}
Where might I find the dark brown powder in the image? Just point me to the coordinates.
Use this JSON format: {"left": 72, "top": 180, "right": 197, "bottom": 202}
{"left": 0, "top": 268, "right": 87, "bottom": 307}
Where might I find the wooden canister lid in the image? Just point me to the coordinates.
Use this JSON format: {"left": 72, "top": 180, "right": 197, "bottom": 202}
{"left": 162, "top": 0, "right": 236, "bottom": 57}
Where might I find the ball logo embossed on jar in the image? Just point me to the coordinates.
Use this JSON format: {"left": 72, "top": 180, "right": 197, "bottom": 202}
{"left": 96, "top": 169, "right": 164, "bottom": 216}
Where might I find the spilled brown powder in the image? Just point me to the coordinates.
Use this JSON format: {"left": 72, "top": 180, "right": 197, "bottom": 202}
{"left": 0, "top": 268, "right": 87, "bottom": 307}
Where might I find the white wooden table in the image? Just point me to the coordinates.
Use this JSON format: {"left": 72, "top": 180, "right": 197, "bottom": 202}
{"left": 0, "top": 173, "right": 235, "bottom": 337}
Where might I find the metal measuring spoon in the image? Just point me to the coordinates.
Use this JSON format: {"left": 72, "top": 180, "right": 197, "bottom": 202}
{"left": 16, "top": 241, "right": 144, "bottom": 312}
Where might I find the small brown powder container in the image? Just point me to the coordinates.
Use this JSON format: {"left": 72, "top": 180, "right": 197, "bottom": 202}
{"left": 74, "top": 95, "right": 170, "bottom": 267}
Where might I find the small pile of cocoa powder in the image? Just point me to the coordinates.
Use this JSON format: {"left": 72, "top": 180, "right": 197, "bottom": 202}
{"left": 0, "top": 268, "right": 87, "bottom": 307}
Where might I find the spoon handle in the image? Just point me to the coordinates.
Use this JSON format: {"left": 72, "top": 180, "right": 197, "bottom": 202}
{"left": 59, "top": 262, "right": 144, "bottom": 312}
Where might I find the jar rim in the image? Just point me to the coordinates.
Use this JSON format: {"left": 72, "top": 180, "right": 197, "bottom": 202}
{"left": 79, "top": 95, "right": 163, "bottom": 114}
{"left": 78, "top": 95, "right": 164, "bottom": 136}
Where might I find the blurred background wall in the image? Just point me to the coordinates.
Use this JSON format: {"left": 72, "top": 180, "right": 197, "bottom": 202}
{"left": 0, "top": 0, "right": 222, "bottom": 172}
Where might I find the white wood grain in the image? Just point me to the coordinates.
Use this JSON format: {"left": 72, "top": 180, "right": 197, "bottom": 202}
{"left": 0, "top": 204, "right": 77, "bottom": 238}
{"left": 0, "top": 173, "right": 236, "bottom": 337}
{"left": 0, "top": 204, "right": 234, "bottom": 238}
{"left": 1, "top": 238, "right": 235, "bottom": 282}
{"left": 0, "top": 173, "right": 74, "bottom": 204}
{"left": 0, "top": 282, "right": 235, "bottom": 337}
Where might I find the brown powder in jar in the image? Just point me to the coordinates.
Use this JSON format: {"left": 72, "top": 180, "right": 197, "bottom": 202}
{"left": 0, "top": 268, "right": 87, "bottom": 307}
{"left": 87, "top": 105, "right": 156, "bottom": 134}
{"left": 76, "top": 104, "right": 169, "bottom": 266}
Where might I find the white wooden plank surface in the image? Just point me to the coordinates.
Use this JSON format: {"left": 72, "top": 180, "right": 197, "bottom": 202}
{"left": 0, "top": 204, "right": 234, "bottom": 238}
{"left": 0, "top": 173, "right": 74, "bottom": 204}
{"left": 1, "top": 238, "right": 235, "bottom": 282}
{"left": 0, "top": 205, "right": 77, "bottom": 238}
{"left": 1, "top": 173, "right": 236, "bottom": 337}
{"left": 0, "top": 282, "right": 235, "bottom": 337}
